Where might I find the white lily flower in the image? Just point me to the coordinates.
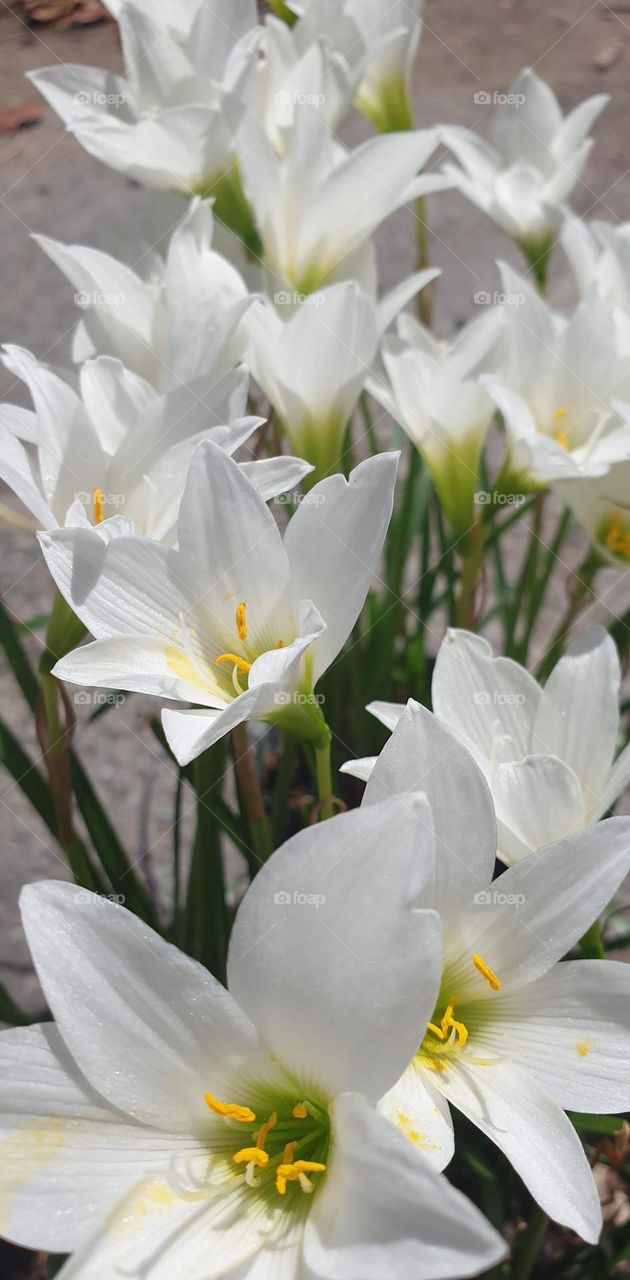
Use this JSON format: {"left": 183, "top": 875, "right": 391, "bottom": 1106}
{"left": 481, "top": 264, "right": 630, "bottom": 488}
{"left": 252, "top": 7, "right": 364, "bottom": 153}
{"left": 244, "top": 274, "right": 437, "bottom": 484}
{"left": 0, "top": 801, "right": 507, "bottom": 1277}
{"left": 33, "top": 200, "right": 251, "bottom": 392}
{"left": 346, "top": 626, "right": 630, "bottom": 864}
{"left": 561, "top": 215, "right": 630, "bottom": 306}
{"left": 39, "top": 443, "right": 398, "bottom": 763}
{"left": 237, "top": 105, "right": 446, "bottom": 295}
{"left": 363, "top": 700, "right": 630, "bottom": 1241}
{"left": 369, "top": 307, "right": 504, "bottom": 537}
{"left": 28, "top": 3, "right": 257, "bottom": 221}
{"left": 0, "top": 346, "right": 310, "bottom": 542}
{"left": 553, "top": 458, "right": 630, "bottom": 568}
{"left": 442, "top": 69, "right": 608, "bottom": 269}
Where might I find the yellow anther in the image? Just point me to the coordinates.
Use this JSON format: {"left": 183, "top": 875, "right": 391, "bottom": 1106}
{"left": 204, "top": 1091, "right": 256, "bottom": 1123}
{"left": 292, "top": 1161, "right": 327, "bottom": 1175}
{"left": 292, "top": 1103, "right": 308, "bottom": 1119}
{"left": 605, "top": 515, "right": 630, "bottom": 559}
{"left": 442, "top": 1003, "right": 468, "bottom": 1047}
{"left": 427, "top": 1020, "right": 446, "bottom": 1041}
{"left": 215, "top": 654, "right": 252, "bottom": 675}
{"left": 255, "top": 1112, "right": 277, "bottom": 1150}
{"left": 472, "top": 954, "right": 501, "bottom": 991}
{"left": 553, "top": 407, "right": 567, "bottom": 420}
{"left": 233, "top": 1147, "right": 269, "bottom": 1167}
{"left": 236, "top": 603, "right": 247, "bottom": 641}
{"left": 92, "top": 487, "right": 104, "bottom": 525}
{"left": 275, "top": 1160, "right": 326, "bottom": 1195}
{"left": 553, "top": 429, "right": 570, "bottom": 450}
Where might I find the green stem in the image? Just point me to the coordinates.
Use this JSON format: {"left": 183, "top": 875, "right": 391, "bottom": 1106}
{"left": 512, "top": 1204, "right": 549, "bottom": 1280}
{"left": 232, "top": 723, "right": 274, "bottom": 869}
{"left": 580, "top": 919, "right": 605, "bottom": 959}
{"left": 455, "top": 522, "right": 486, "bottom": 629}
{"left": 416, "top": 196, "right": 432, "bottom": 327}
{"left": 314, "top": 735, "right": 333, "bottom": 821}
{"left": 516, "top": 506, "right": 572, "bottom": 664}
{"left": 506, "top": 492, "right": 545, "bottom": 657}
{"left": 271, "top": 732, "right": 295, "bottom": 848}
{"left": 536, "top": 550, "right": 600, "bottom": 682}
{"left": 184, "top": 744, "right": 229, "bottom": 981}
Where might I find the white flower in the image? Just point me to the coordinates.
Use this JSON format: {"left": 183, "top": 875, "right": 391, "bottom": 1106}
{"left": 0, "top": 801, "right": 506, "bottom": 1277}
{"left": 442, "top": 68, "right": 608, "bottom": 261}
{"left": 237, "top": 105, "right": 446, "bottom": 295}
{"left": 0, "top": 346, "right": 309, "bottom": 542}
{"left": 481, "top": 264, "right": 630, "bottom": 487}
{"left": 251, "top": 7, "right": 364, "bottom": 153}
{"left": 345, "top": 627, "right": 630, "bottom": 865}
{"left": 39, "top": 443, "right": 398, "bottom": 763}
{"left": 561, "top": 215, "right": 630, "bottom": 306}
{"left": 554, "top": 459, "right": 630, "bottom": 567}
{"left": 33, "top": 199, "right": 251, "bottom": 392}
{"left": 28, "top": 3, "right": 257, "bottom": 208}
{"left": 369, "top": 306, "right": 504, "bottom": 537}
{"left": 245, "top": 274, "right": 437, "bottom": 483}
{"left": 363, "top": 700, "right": 630, "bottom": 1241}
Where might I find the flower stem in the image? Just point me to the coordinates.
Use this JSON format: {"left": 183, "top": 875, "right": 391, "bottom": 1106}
{"left": 185, "top": 743, "right": 228, "bottom": 982}
{"left": 512, "top": 1204, "right": 549, "bottom": 1280}
{"left": 455, "top": 522, "right": 486, "bottom": 629}
{"left": 416, "top": 196, "right": 432, "bottom": 327}
{"left": 314, "top": 735, "right": 334, "bottom": 821}
{"left": 536, "top": 550, "right": 600, "bottom": 682}
{"left": 580, "top": 919, "right": 605, "bottom": 959}
{"left": 232, "top": 723, "right": 274, "bottom": 869}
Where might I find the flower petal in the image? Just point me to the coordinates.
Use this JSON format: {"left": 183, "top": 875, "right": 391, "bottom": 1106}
{"left": 492, "top": 755, "right": 585, "bottom": 865}
{"left": 487, "top": 959, "right": 630, "bottom": 1113}
{"left": 228, "top": 794, "right": 442, "bottom": 1102}
{"left": 20, "top": 882, "right": 265, "bottom": 1133}
{"left": 54, "top": 636, "right": 222, "bottom": 707}
{"left": 0, "top": 1023, "right": 200, "bottom": 1254}
{"left": 363, "top": 701, "right": 497, "bottom": 920}
{"left": 305, "top": 1092, "right": 506, "bottom": 1279}
{"left": 378, "top": 1061, "right": 454, "bottom": 1171}
{"left": 162, "top": 684, "right": 285, "bottom": 766}
{"left": 285, "top": 453, "right": 398, "bottom": 680}
{"left": 436, "top": 1059, "right": 601, "bottom": 1242}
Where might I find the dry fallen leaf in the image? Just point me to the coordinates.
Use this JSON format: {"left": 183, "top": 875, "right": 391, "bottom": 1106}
{"left": 21, "top": 0, "right": 109, "bottom": 26}
{"left": 0, "top": 102, "right": 44, "bottom": 134}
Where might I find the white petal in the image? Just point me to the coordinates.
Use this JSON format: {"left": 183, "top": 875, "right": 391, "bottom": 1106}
{"left": 438, "top": 1059, "right": 601, "bottom": 1242}
{"left": 446, "top": 816, "right": 630, "bottom": 992}
{"left": 239, "top": 456, "right": 314, "bottom": 502}
{"left": 378, "top": 1061, "right": 454, "bottom": 1171}
{"left": 492, "top": 755, "right": 585, "bottom": 865}
{"left": 0, "top": 424, "right": 56, "bottom": 529}
{"left": 305, "top": 1093, "right": 506, "bottom": 1279}
{"left": 532, "top": 627, "right": 620, "bottom": 812}
{"left": 595, "top": 740, "right": 630, "bottom": 818}
{"left": 363, "top": 701, "right": 497, "bottom": 920}
{"left": 53, "top": 636, "right": 222, "bottom": 707}
{"left": 339, "top": 755, "right": 377, "bottom": 782}
{"left": 20, "top": 882, "right": 265, "bottom": 1133}
{"left": 367, "top": 700, "right": 406, "bottom": 732}
{"left": 228, "top": 794, "right": 442, "bottom": 1102}
{"left": 285, "top": 453, "right": 398, "bottom": 680}
{"left": 0, "top": 1023, "right": 199, "bottom": 1253}
{"left": 432, "top": 629, "right": 541, "bottom": 777}
{"left": 488, "top": 959, "right": 630, "bottom": 1113}
{"left": 162, "top": 684, "right": 286, "bottom": 766}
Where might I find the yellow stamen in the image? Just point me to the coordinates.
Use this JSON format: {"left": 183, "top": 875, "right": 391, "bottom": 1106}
{"left": 442, "top": 1002, "right": 468, "bottom": 1047}
{"left": 255, "top": 1112, "right": 277, "bottom": 1150}
{"left": 92, "top": 487, "right": 104, "bottom": 525}
{"left": 233, "top": 1147, "right": 268, "bottom": 1167}
{"left": 236, "top": 603, "right": 247, "bottom": 641}
{"left": 553, "top": 407, "right": 567, "bottom": 420}
{"left": 472, "top": 954, "right": 501, "bottom": 991}
{"left": 554, "top": 429, "right": 570, "bottom": 449}
{"left": 282, "top": 1141, "right": 298, "bottom": 1164}
{"left": 292, "top": 1103, "right": 308, "bottom": 1119}
{"left": 275, "top": 1160, "right": 326, "bottom": 1195}
{"left": 605, "top": 514, "right": 630, "bottom": 559}
{"left": 427, "top": 1020, "right": 446, "bottom": 1041}
{"left": 204, "top": 1091, "right": 256, "bottom": 1123}
{"left": 215, "top": 653, "right": 252, "bottom": 675}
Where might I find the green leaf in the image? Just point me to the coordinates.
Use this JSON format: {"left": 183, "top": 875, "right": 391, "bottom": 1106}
{"left": 0, "top": 714, "right": 57, "bottom": 832}
{"left": 0, "top": 594, "right": 39, "bottom": 710}
{"left": 0, "top": 980, "right": 30, "bottom": 1026}
{"left": 568, "top": 1112, "right": 626, "bottom": 1137}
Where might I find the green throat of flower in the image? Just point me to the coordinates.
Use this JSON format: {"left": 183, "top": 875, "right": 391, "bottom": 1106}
{"left": 205, "top": 1087, "right": 330, "bottom": 1202}
{"left": 416, "top": 953, "right": 501, "bottom": 1073}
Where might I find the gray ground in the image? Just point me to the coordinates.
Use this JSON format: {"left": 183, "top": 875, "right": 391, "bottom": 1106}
{"left": 1, "top": 0, "right": 630, "bottom": 1015}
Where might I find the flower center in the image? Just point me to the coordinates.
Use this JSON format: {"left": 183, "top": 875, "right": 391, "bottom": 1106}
{"left": 215, "top": 603, "right": 286, "bottom": 695}
{"left": 601, "top": 512, "right": 630, "bottom": 562}
{"left": 204, "top": 1088, "right": 329, "bottom": 1199}
{"left": 417, "top": 954, "right": 501, "bottom": 1072}
{"left": 550, "top": 408, "right": 570, "bottom": 449}
{"left": 92, "top": 486, "right": 104, "bottom": 524}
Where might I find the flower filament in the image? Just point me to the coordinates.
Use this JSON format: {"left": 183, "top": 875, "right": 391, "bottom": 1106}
{"left": 92, "top": 486, "right": 104, "bottom": 524}
{"left": 214, "top": 603, "right": 289, "bottom": 694}
{"left": 204, "top": 1088, "right": 329, "bottom": 1200}
{"left": 417, "top": 955, "right": 502, "bottom": 1072}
